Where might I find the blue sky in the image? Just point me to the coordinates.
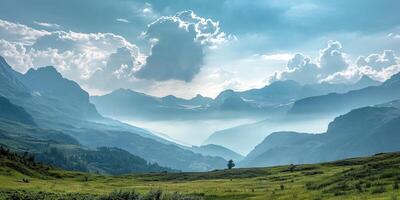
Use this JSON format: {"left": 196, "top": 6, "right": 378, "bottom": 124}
{"left": 0, "top": 0, "right": 399, "bottom": 97}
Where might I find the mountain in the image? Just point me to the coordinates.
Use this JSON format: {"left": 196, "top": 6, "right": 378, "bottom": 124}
{"left": 0, "top": 56, "right": 31, "bottom": 99}
{"left": 238, "top": 80, "right": 303, "bottom": 106}
{"left": 0, "top": 56, "right": 227, "bottom": 172}
{"left": 21, "top": 66, "right": 101, "bottom": 120}
{"left": 92, "top": 77, "right": 381, "bottom": 121}
{"left": 91, "top": 88, "right": 212, "bottom": 120}
{"left": 240, "top": 104, "right": 400, "bottom": 167}
{"left": 190, "top": 144, "right": 244, "bottom": 162}
{"left": 212, "top": 89, "right": 253, "bottom": 110}
{"left": 289, "top": 72, "right": 400, "bottom": 116}
{"left": 0, "top": 95, "right": 35, "bottom": 125}
{"left": 203, "top": 114, "right": 333, "bottom": 155}
{"left": 0, "top": 120, "right": 174, "bottom": 175}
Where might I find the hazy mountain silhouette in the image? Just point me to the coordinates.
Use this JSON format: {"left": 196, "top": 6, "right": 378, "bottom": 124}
{"left": 289, "top": 72, "right": 400, "bottom": 115}
{"left": 190, "top": 144, "right": 244, "bottom": 162}
{"left": 240, "top": 104, "right": 400, "bottom": 167}
{"left": 92, "top": 77, "right": 381, "bottom": 120}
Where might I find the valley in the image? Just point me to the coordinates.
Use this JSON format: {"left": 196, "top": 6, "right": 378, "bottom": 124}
{"left": 1, "top": 148, "right": 400, "bottom": 200}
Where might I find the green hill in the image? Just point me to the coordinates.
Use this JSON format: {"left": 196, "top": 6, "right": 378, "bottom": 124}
{"left": 0, "top": 147, "right": 399, "bottom": 200}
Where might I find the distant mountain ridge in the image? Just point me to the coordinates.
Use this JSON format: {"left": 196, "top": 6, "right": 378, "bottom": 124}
{"left": 92, "top": 77, "right": 381, "bottom": 120}
{"left": 190, "top": 144, "right": 244, "bottom": 162}
{"left": 240, "top": 104, "right": 400, "bottom": 167}
{"left": 289, "top": 73, "right": 400, "bottom": 115}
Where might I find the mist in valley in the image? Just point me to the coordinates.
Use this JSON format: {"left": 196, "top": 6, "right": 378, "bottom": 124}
{"left": 118, "top": 116, "right": 262, "bottom": 146}
{"left": 117, "top": 114, "right": 336, "bottom": 155}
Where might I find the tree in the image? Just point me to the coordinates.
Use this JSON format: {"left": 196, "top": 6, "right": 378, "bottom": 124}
{"left": 227, "top": 159, "right": 235, "bottom": 169}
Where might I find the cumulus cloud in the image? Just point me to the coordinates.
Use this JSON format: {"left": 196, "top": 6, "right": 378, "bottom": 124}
{"left": 270, "top": 53, "right": 321, "bottom": 84}
{"left": 270, "top": 41, "right": 400, "bottom": 85}
{"left": 136, "top": 10, "right": 230, "bottom": 82}
{"left": 86, "top": 47, "right": 138, "bottom": 90}
{"left": 356, "top": 50, "right": 398, "bottom": 70}
{"left": 318, "top": 41, "right": 349, "bottom": 74}
{"left": 0, "top": 19, "right": 49, "bottom": 45}
{"left": 0, "top": 19, "right": 139, "bottom": 81}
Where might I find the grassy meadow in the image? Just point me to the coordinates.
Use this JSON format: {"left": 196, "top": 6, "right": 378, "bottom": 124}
{"left": 0, "top": 150, "right": 400, "bottom": 200}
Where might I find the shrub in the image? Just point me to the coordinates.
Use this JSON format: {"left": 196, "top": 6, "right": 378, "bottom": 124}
{"left": 371, "top": 186, "right": 386, "bottom": 194}
{"left": 280, "top": 185, "right": 285, "bottom": 190}
{"left": 394, "top": 182, "right": 399, "bottom": 190}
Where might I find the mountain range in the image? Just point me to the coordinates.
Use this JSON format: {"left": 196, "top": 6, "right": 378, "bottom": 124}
{"left": 0, "top": 56, "right": 228, "bottom": 172}
{"left": 1, "top": 53, "right": 399, "bottom": 173}
{"left": 91, "top": 76, "right": 381, "bottom": 120}
{"left": 289, "top": 73, "right": 400, "bottom": 116}
{"left": 240, "top": 100, "right": 400, "bottom": 167}
{"left": 204, "top": 74, "right": 398, "bottom": 155}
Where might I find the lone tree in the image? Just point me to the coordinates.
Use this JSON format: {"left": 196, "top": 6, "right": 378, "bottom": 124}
{"left": 227, "top": 159, "right": 235, "bottom": 169}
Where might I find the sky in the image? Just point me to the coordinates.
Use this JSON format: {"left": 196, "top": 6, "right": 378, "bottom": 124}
{"left": 0, "top": 0, "right": 400, "bottom": 98}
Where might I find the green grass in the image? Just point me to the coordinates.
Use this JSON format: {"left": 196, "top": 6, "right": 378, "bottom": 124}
{"left": 1, "top": 151, "right": 400, "bottom": 200}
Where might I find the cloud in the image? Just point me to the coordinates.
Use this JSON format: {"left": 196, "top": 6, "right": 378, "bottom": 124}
{"left": 86, "top": 47, "right": 138, "bottom": 90}
{"left": 325, "top": 50, "right": 400, "bottom": 83}
{"left": 116, "top": 18, "right": 129, "bottom": 23}
{"left": 356, "top": 50, "right": 398, "bottom": 70}
{"left": 34, "top": 21, "right": 62, "bottom": 29}
{"left": 270, "top": 53, "right": 321, "bottom": 84}
{"left": 135, "top": 10, "right": 230, "bottom": 82}
{"left": 0, "top": 19, "right": 139, "bottom": 81}
{"left": 0, "top": 19, "right": 49, "bottom": 45}
{"left": 270, "top": 41, "right": 399, "bottom": 85}
{"left": 318, "top": 40, "right": 349, "bottom": 74}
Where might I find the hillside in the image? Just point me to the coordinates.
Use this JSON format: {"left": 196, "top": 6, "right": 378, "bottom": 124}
{"left": 0, "top": 120, "right": 174, "bottom": 175}
{"left": 240, "top": 105, "right": 400, "bottom": 167}
{"left": 1, "top": 148, "right": 399, "bottom": 199}
{"left": 0, "top": 95, "right": 35, "bottom": 125}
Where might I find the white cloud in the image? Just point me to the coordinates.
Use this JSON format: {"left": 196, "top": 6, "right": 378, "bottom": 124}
{"left": 270, "top": 41, "right": 400, "bottom": 85}
{"left": 0, "top": 19, "right": 139, "bottom": 82}
{"left": 0, "top": 19, "right": 49, "bottom": 45}
{"left": 116, "top": 18, "right": 129, "bottom": 23}
{"left": 318, "top": 40, "right": 349, "bottom": 74}
{"left": 270, "top": 53, "right": 321, "bottom": 84}
{"left": 34, "top": 21, "right": 62, "bottom": 29}
{"left": 356, "top": 50, "right": 398, "bottom": 70}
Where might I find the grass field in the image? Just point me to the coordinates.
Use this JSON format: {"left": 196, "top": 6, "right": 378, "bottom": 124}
{"left": 1, "top": 150, "right": 400, "bottom": 200}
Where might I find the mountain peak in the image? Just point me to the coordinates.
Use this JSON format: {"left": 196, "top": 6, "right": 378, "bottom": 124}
{"left": 0, "top": 56, "right": 13, "bottom": 73}
{"left": 351, "top": 75, "right": 382, "bottom": 88}
{"left": 383, "top": 71, "right": 400, "bottom": 86}
{"left": 26, "top": 66, "right": 62, "bottom": 79}
{"left": 0, "top": 56, "right": 8, "bottom": 66}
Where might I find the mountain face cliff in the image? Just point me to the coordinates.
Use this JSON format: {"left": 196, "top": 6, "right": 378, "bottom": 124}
{"left": 241, "top": 104, "right": 400, "bottom": 167}
{"left": 21, "top": 66, "right": 101, "bottom": 120}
